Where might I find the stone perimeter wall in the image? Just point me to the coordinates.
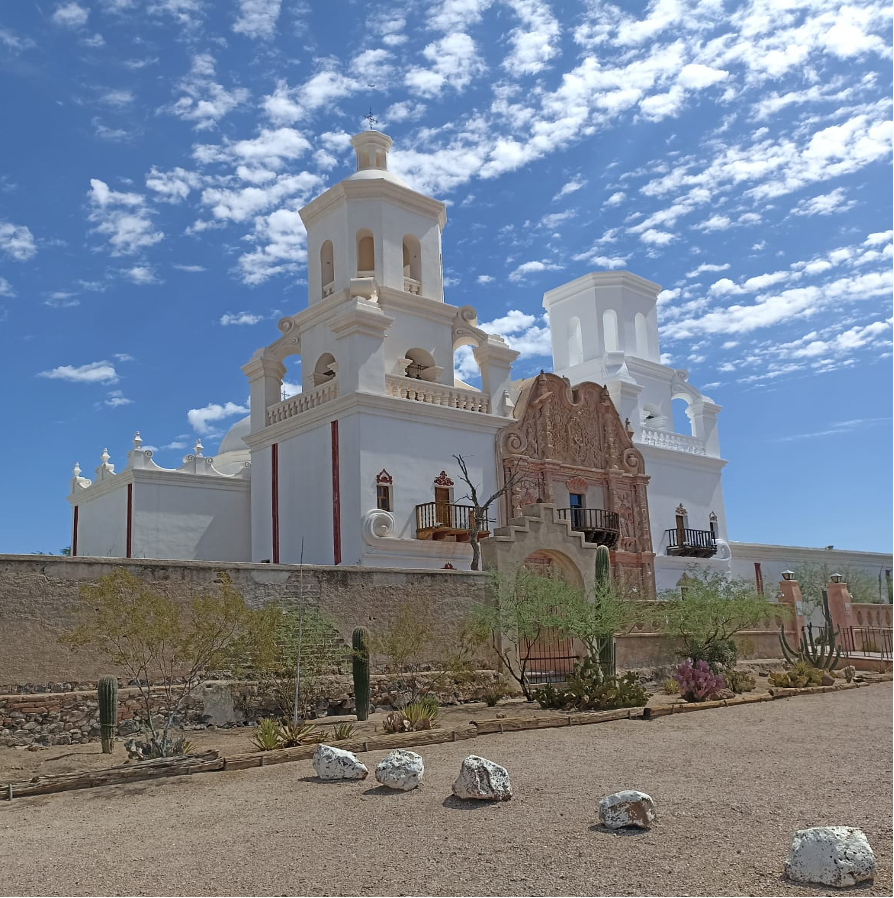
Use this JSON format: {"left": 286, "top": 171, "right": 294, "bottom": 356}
{"left": 0, "top": 554, "right": 491, "bottom": 684}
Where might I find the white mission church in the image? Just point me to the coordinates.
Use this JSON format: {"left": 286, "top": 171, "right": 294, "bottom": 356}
{"left": 67, "top": 129, "right": 891, "bottom": 595}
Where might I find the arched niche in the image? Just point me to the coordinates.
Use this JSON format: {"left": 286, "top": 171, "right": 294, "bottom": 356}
{"left": 634, "top": 312, "right": 649, "bottom": 358}
{"left": 603, "top": 309, "right": 619, "bottom": 352}
{"left": 640, "top": 403, "right": 667, "bottom": 430}
{"left": 567, "top": 316, "right": 583, "bottom": 367}
{"left": 357, "top": 229, "right": 375, "bottom": 276}
{"left": 403, "top": 347, "right": 438, "bottom": 382}
{"left": 402, "top": 235, "right": 422, "bottom": 286}
{"left": 313, "top": 352, "right": 338, "bottom": 387}
{"left": 320, "top": 240, "right": 334, "bottom": 298}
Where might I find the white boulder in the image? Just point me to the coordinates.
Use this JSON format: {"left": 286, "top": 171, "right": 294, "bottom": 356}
{"left": 375, "top": 749, "right": 425, "bottom": 791}
{"left": 598, "top": 790, "right": 657, "bottom": 829}
{"left": 311, "top": 744, "right": 369, "bottom": 781}
{"left": 451, "top": 755, "right": 512, "bottom": 801}
{"left": 785, "top": 826, "right": 875, "bottom": 887}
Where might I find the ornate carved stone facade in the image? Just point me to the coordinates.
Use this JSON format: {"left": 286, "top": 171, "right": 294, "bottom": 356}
{"left": 498, "top": 372, "right": 655, "bottom": 597}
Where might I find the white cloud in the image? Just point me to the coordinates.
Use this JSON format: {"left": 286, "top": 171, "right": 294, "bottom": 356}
{"left": 188, "top": 401, "right": 249, "bottom": 434}
{"left": 481, "top": 309, "right": 552, "bottom": 358}
{"left": 477, "top": 274, "right": 494, "bottom": 284}
{"left": 38, "top": 361, "right": 119, "bottom": 384}
{"left": 677, "top": 63, "right": 728, "bottom": 90}
{"left": 694, "top": 215, "right": 731, "bottom": 233}
{"left": 52, "top": 3, "right": 89, "bottom": 28}
{"left": 554, "top": 177, "right": 587, "bottom": 200}
{"left": 123, "top": 265, "right": 159, "bottom": 284}
{"left": 508, "top": 260, "right": 561, "bottom": 282}
{"left": 639, "top": 228, "right": 676, "bottom": 245}
{"left": 146, "top": 166, "right": 202, "bottom": 202}
{"left": 173, "top": 263, "right": 206, "bottom": 272}
{"left": 791, "top": 187, "right": 856, "bottom": 216}
{"left": 406, "top": 32, "right": 486, "bottom": 97}
{"left": 539, "top": 209, "right": 576, "bottom": 230}
{"left": 503, "top": 0, "right": 561, "bottom": 74}
{"left": 168, "top": 54, "right": 249, "bottom": 130}
{"left": 87, "top": 179, "right": 162, "bottom": 255}
{"left": 385, "top": 101, "right": 426, "bottom": 123}
{"left": 233, "top": 0, "right": 281, "bottom": 39}
{"left": 0, "top": 277, "right": 15, "bottom": 296}
{"left": 686, "top": 263, "right": 730, "bottom": 278}
{"left": 220, "top": 311, "right": 263, "bottom": 325}
{"left": 0, "top": 221, "right": 37, "bottom": 260}
{"left": 604, "top": 191, "right": 626, "bottom": 206}
{"left": 0, "top": 27, "right": 36, "bottom": 51}
{"left": 102, "top": 389, "right": 133, "bottom": 407}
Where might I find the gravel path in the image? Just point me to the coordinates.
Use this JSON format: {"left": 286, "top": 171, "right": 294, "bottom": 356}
{"left": 0, "top": 684, "right": 890, "bottom": 897}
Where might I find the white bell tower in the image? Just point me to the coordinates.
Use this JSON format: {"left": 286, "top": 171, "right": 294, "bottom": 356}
{"left": 301, "top": 130, "right": 447, "bottom": 306}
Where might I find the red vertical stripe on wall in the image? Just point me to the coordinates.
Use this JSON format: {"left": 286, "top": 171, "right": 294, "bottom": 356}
{"left": 125, "top": 483, "right": 133, "bottom": 559}
{"left": 72, "top": 506, "right": 79, "bottom": 557}
{"left": 331, "top": 420, "right": 341, "bottom": 565}
{"left": 271, "top": 443, "right": 280, "bottom": 564}
{"left": 754, "top": 562, "right": 764, "bottom": 595}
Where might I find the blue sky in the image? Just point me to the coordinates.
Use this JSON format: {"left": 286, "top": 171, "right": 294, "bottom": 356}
{"left": 0, "top": 0, "right": 891, "bottom": 555}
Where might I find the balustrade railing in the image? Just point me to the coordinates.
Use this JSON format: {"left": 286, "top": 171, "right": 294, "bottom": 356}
{"left": 403, "top": 277, "right": 421, "bottom": 295}
{"left": 386, "top": 374, "right": 490, "bottom": 413}
{"left": 415, "top": 502, "right": 490, "bottom": 535}
{"left": 665, "top": 527, "right": 717, "bottom": 557}
{"left": 266, "top": 380, "right": 338, "bottom": 425}
{"left": 639, "top": 427, "right": 706, "bottom": 456}
{"left": 556, "top": 507, "right": 621, "bottom": 547}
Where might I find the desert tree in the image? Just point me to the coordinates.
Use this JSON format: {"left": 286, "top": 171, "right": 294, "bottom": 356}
{"left": 60, "top": 568, "right": 271, "bottom": 757}
{"left": 471, "top": 568, "right": 577, "bottom": 700}
{"left": 452, "top": 453, "right": 521, "bottom": 571}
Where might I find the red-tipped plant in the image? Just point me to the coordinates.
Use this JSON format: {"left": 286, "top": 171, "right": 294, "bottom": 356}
{"left": 674, "top": 658, "right": 726, "bottom": 702}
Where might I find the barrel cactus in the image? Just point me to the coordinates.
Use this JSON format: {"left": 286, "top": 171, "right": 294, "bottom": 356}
{"left": 352, "top": 627, "right": 371, "bottom": 722}
{"left": 98, "top": 675, "right": 118, "bottom": 754}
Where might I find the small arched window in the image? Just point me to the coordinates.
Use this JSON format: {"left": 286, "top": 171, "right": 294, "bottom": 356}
{"left": 634, "top": 312, "right": 649, "bottom": 358}
{"left": 313, "top": 352, "right": 337, "bottom": 386}
{"left": 357, "top": 229, "right": 375, "bottom": 276}
{"left": 402, "top": 235, "right": 422, "bottom": 290}
{"left": 320, "top": 240, "right": 334, "bottom": 298}
{"left": 603, "top": 309, "right": 619, "bottom": 352}
{"left": 567, "top": 316, "right": 583, "bottom": 367}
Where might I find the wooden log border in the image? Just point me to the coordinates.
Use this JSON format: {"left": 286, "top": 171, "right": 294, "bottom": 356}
{"left": 3, "top": 675, "right": 890, "bottom": 801}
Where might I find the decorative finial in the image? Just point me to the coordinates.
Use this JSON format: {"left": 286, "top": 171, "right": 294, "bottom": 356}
{"left": 625, "top": 417, "right": 634, "bottom": 438}
{"left": 363, "top": 107, "right": 378, "bottom": 130}
{"left": 73, "top": 462, "right": 81, "bottom": 477}
{"left": 133, "top": 431, "right": 142, "bottom": 450}
{"left": 100, "top": 448, "right": 110, "bottom": 466}
{"left": 194, "top": 439, "right": 204, "bottom": 457}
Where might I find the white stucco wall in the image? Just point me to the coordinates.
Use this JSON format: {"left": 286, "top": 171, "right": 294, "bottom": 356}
{"left": 75, "top": 487, "right": 127, "bottom": 557}
{"left": 729, "top": 542, "right": 893, "bottom": 600}
{"left": 133, "top": 478, "right": 250, "bottom": 562}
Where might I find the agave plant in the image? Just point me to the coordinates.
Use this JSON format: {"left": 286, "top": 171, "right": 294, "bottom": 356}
{"left": 277, "top": 720, "right": 321, "bottom": 747}
{"left": 402, "top": 698, "right": 439, "bottom": 730}
{"left": 251, "top": 718, "right": 281, "bottom": 752}
{"left": 331, "top": 722, "right": 357, "bottom": 741}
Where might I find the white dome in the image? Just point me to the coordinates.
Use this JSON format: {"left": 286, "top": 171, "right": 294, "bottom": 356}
{"left": 344, "top": 167, "right": 408, "bottom": 187}
{"left": 217, "top": 415, "right": 250, "bottom": 455}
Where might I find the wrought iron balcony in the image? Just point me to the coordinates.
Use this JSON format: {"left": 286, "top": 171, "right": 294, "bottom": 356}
{"left": 557, "top": 507, "right": 621, "bottom": 548}
{"left": 415, "top": 502, "right": 490, "bottom": 541}
{"left": 665, "top": 527, "right": 717, "bottom": 558}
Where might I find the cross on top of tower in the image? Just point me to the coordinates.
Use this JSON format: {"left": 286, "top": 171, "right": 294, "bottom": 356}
{"left": 363, "top": 107, "right": 378, "bottom": 130}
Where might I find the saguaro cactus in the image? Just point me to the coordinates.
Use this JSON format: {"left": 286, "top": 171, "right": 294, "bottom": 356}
{"left": 98, "top": 676, "right": 118, "bottom": 754}
{"left": 594, "top": 545, "right": 616, "bottom": 676}
{"left": 352, "top": 627, "right": 371, "bottom": 722}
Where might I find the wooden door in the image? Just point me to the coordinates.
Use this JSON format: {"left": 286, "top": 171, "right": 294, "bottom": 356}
{"left": 434, "top": 487, "right": 451, "bottom": 528}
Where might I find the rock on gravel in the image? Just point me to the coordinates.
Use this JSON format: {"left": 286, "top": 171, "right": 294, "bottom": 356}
{"left": 311, "top": 744, "right": 369, "bottom": 781}
{"left": 785, "top": 826, "right": 876, "bottom": 887}
{"left": 375, "top": 749, "right": 424, "bottom": 791}
{"left": 452, "top": 755, "right": 512, "bottom": 801}
{"left": 598, "top": 790, "right": 657, "bottom": 829}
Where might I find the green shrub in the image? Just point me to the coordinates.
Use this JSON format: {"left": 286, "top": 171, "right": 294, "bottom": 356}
{"left": 402, "top": 698, "right": 439, "bottom": 730}
{"left": 481, "top": 678, "right": 513, "bottom": 707}
{"left": 685, "top": 638, "right": 738, "bottom": 673}
{"left": 533, "top": 658, "right": 648, "bottom": 711}
{"left": 662, "top": 678, "right": 679, "bottom": 695}
{"left": 724, "top": 669, "right": 756, "bottom": 693}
